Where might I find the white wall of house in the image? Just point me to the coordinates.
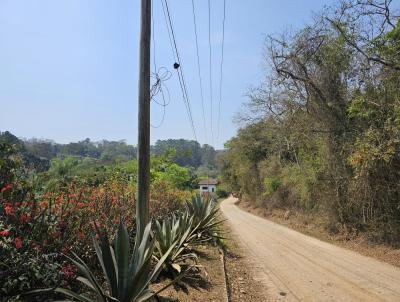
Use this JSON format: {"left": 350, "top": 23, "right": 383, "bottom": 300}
{"left": 199, "top": 184, "right": 217, "bottom": 194}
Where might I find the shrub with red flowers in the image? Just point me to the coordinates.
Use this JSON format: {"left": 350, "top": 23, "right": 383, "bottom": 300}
{"left": 150, "top": 179, "right": 191, "bottom": 219}
{"left": 43, "top": 177, "right": 138, "bottom": 264}
{"left": 0, "top": 175, "right": 189, "bottom": 300}
{"left": 0, "top": 141, "right": 194, "bottom": 300}
{"left": 60, "top": 264, "right": 76, "bottom": 281}
{"left": 0, "top": 182, "right": 64, "bottom": 300}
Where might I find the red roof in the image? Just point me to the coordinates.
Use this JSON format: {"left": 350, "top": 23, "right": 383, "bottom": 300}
{"left": 198, "top": 179, "right": 219, "bottom": 185}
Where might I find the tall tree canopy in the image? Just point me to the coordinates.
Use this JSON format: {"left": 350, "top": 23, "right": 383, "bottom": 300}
{"left": 219, "top": 0, "right": 400, "bottom": 244}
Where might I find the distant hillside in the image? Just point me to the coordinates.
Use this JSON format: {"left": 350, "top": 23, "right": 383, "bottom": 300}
{"left": 0, "top": 131, "right": 219, "bottom": 171}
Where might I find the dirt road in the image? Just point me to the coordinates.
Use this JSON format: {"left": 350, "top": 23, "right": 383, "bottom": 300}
{"left": 221, "top": 197, "right": 400, "bottom": 302}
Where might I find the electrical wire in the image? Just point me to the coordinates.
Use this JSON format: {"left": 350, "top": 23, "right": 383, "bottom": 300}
{"left": 208, "top": 0, "right": 214, "bottom": 144}
{"left": 150, "top": 0, "right": 168, "bottom": 129}
{"left": 217, "top": 0, "right": 226, "bottom": 141}
{"left": 150, "top": 67, "right": 172, "bottom": 128}
{"left": 161, "top": 0, "right": 198, "bottom": 141}
{"left": 191, "top": 0, "right": 208, "bottom": 143}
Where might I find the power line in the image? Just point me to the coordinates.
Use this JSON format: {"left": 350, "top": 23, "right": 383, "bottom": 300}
{"left": 163, "top": 0, "right": 197, "bottom": 142}
{"left": 161, "top": 0, "right": 198, "bottom": 141}
{"left": 160, "top": 0, "right": 177, "bottom": 63}
{"left": 150, "top": 1, "right": 169, "bottom": 129}
{"left": 217, "top": 0, "right": 226, "bottom": 141}
{"left": 191, "top": 0, "right": 208, "bottom": 143}
{"left": 208, "top": 0, "right": 214, "bottom": 144}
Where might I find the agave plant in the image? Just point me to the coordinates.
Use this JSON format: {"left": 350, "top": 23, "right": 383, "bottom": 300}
{"left": 186, "top": 195, "right": 224, "bottom": 243}
{"left": 52, "top": 221, "right": 175, "bottom": 302}
{"left": 153, "top": 211, "right": 198, "bottom": 276}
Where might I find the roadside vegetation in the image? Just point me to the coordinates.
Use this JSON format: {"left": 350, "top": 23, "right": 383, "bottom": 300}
{"left": 219, "top": 0, "right": 400, "bottom": 246}
{"left": 0, "top": 131, "right": 223, "bottom": 301}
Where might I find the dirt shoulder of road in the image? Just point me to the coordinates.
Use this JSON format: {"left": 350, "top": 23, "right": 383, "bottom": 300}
{"left": 153, "top": 200, "right": 269, "bottom": 302}
{"left": 221, "top": 222, "right": 271, "bottom": 302}
{"left": 154, "top": 234, "right": 267, "bottom": 302}
{"left": 237, "top": 200, "right": 400, "bottom": 268}
{"left": 153, "top": 245, "right": 228, "bottom": 302}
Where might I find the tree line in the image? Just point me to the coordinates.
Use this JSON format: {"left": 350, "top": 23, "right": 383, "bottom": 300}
{"left": 0, "top": 132, "right": 218, "bottom": 170}
{"left": 219, "top": 0, "right": 400, "bottom": 245}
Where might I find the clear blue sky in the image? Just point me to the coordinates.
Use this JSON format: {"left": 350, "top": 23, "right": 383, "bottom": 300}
{"left": 0, "top": 0, "right": 336, "bottom": 149}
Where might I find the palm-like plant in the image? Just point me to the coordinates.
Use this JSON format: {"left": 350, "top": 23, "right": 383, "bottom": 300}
{"left": 54, "top": 221, "right": 175, "bottom": 302}
{"left": 153, "top": 211, "right": 198, "bottom": 276}
{"left": 186, "top": 196, "right": 224, "bottom": 243}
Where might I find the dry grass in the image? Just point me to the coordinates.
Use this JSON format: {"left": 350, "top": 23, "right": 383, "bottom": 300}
{"left": 152, "top": 245, "right": 228, "bottom": 302}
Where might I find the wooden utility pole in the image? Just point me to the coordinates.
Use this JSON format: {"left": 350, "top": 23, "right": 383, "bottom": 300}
{"left": 136, "top": 0, "right": 151, "bottom": 242}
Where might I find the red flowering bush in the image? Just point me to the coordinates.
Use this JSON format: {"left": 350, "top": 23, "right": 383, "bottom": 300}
{"left": 150, "top": 179, "right": 191, "bottom": 219}
{"left": 0, "top": 194, "right": 103, "bottom": 298}
{"left": 0, "top": 181, "right": 66, "bottom": 299}
{"left": 0, "top": 173, "right": 190, "bottom": 300}
{"left": 0, "top": 142, "right": 194, "bottom": 300}
{"left": 42, "top": 177, "right": 138, "bottom": 265}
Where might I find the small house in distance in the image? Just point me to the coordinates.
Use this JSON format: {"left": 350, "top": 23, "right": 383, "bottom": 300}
{"left": 198, "top": 178, "right": 219, "bottom": 195}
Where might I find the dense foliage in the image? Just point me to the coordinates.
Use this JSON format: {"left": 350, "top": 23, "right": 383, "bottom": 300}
{"left": 219, "top": 0, "right": 400, "bottom": 245}
{"left": 0, "top": 131, "right": 220, "bottom": 300}
{"left": 24, "top": 137, "right": 136, "bottom": 162}
{"left": 2, "top": 133, "right": 219, "bottom": 173}
{"left": 151, "top": 139, "right": 217, "bottom": 168}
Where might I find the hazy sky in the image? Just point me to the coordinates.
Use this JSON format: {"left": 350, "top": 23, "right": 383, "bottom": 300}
{"left": 0, "top": 0, "right": 337, "bottom": 149}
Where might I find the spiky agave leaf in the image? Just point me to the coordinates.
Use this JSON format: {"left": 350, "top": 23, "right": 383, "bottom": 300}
{"left": 40, "top": 220, "right": 177, "bottom": 302}
{"left": 153, "top": 212, "right": 198, "bottom": 276}
{"left": 187, "top": 196, "right": 224, "bottom": 243}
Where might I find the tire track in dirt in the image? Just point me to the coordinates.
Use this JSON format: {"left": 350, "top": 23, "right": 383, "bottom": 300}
{"left": 221, "top": 197, "right": 400, "bottom": 302}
